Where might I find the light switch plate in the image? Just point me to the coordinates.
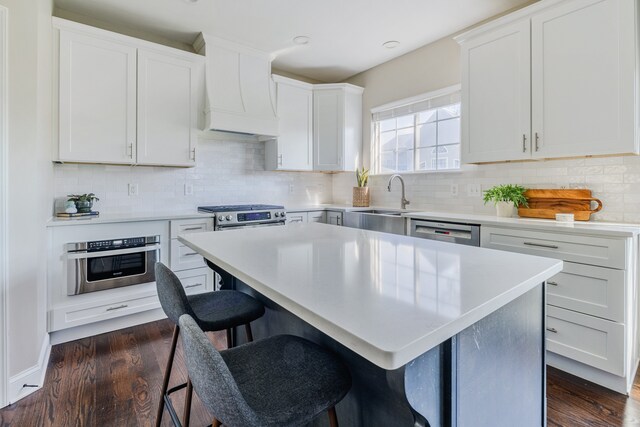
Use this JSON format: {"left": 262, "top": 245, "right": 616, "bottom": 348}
{"left": 184, "top": 183, "right": 193, "bottom": 196}
{"left": 451, "top": 184, "right": 458, "bottom": 196}
{"left": 467, "top": 183, "right": 482, "bottom": 197}
{"left": 128, "top": 183, "right": 138, "bottom": 197}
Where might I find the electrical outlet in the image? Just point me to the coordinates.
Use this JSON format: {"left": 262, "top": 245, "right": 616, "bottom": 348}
{"left": 289, "top": 184, "right": 294, "bottom": 194}
{"left": 450, "top": 184, "right": 458, "bottom": 196}
{"left": 184, "top": 183, "right": 193, "bottom": 196}
{"left": 128, "top": 183, "right": 138, "bottom": 197}
{"left": 467, "top": 183, "right": 482, "bottom": 197}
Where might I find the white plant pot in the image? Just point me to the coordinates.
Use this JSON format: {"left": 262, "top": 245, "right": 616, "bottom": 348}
{"left": 495, "top": 201, "right": 515, "bottom": 218}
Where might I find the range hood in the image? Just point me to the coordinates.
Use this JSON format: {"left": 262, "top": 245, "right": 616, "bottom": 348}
{"left": 194, "top": 34, "right": 278, "bottom": 140}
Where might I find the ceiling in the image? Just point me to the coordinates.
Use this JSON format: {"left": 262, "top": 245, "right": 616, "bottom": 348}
{"left": 53, "top": 0, "right": 533, "bottom": 82}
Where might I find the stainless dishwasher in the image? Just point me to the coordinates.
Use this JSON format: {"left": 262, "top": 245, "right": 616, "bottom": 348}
{"left": 409, "top": 219, "right": 480, "bottom": 247}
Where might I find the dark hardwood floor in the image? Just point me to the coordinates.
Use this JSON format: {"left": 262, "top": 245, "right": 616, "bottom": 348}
{"left": 1, "top": 319, "right": 639, "bottom": 426}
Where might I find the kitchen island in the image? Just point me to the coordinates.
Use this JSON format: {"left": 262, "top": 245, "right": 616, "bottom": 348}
{"left": 179, "top": 223, "right": 562, "bottom": 426}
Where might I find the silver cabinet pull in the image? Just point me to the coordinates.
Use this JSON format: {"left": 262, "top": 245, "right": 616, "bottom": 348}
{"left": 128, "top": 143, "right": 134, "bottom": 158}
{"left": 185, "top": 283, "right": 202, "bottom": 289}
{"left": 183, "top": 227, "right": 203, "bottom": 231}
{"left": 535, "top": 133, "right": 540, "bottom": 151}
{"left": 191, "top": 148, "right": 196, "bottom": 161}
{"left": 547, "top": 281, "right": 559, "bottom": 286}
{"left": 523, "top": 241, "right": 559, "bottom": 249}
{"left": 278, "top": 154, "right": 283, "bottom": 166}
{"left": 106, "top": 304, "right": 128, "bottom": 312}
{"left": 546, "top": 327, "right": 558, "bottom": 333}
{"left": 522, "top": 134, "right": 527, "bottom": 152}
{"left": 184, "top": 252, "right": 200, "bottom": 257}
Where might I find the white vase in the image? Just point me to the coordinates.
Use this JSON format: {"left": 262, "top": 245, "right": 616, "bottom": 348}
{"left": 495, "top": 201, "right": 515, "bottom": 218}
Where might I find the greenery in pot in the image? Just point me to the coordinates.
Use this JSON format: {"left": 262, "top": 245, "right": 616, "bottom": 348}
{"left": 68, "top": 193, "right": 99, "bottom": 213}
{"left": 483, "top": 184, "right": 528, "bottom": 207}
{"left": 355, "top": 167, "right": 369, "bottom": 187}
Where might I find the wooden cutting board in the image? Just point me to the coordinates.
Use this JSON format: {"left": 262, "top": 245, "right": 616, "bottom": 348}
{"left": 517, "top": 189, "right": 603, "bottom": 221}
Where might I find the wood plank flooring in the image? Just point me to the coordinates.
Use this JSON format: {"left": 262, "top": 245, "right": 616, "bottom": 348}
{"left": 1, "top": 319, "right": 639, "bottom": 426}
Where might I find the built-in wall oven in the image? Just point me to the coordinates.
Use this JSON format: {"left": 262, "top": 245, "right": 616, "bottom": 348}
{"left": 66, "top": 235, "right": 161, "bottom": 295}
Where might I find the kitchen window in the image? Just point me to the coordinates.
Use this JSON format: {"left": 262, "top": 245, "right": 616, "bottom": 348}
{"left": 371, "top": 85, "right": 461, "bottom": 174}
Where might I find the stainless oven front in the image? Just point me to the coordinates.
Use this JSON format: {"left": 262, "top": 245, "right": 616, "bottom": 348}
{"left": 66, "top": 235, "right": 161, "bottom": 295}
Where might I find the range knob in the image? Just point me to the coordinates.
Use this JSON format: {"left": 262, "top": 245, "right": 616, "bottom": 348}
{"left": 218, "top": 215, "right": 224, "bottom": 221}
{"left": 274, "top": 212, "right": 280, "bottom": 217}
{"left": 281, "top": 211, "right": 286, "bottom": 217}
{"left": 226, "top": 215, "right": 232, "bottom": 221}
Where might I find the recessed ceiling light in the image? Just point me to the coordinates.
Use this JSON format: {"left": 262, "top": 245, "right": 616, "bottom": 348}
{"left": 293, "top": 36, "right": 311, "bottom": 45}
{"left": 382, "top": 40, "right": 400, "bottom": 49}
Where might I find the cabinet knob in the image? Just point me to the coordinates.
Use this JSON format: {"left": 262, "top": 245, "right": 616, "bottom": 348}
{"left": 522, "top": 134, "right": 527, "bottom": 153}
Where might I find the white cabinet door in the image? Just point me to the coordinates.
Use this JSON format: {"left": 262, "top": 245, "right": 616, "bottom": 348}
{"left": 269, "top": 78, "right": 313, "bottom": 171}
{"left": 314, "top": 88, "right": 344, "bottom": 171}
{"left": 531, "top": 0, "right": 637, "bottom": 158}
{"left": 58, "top": 30, "right": 137, "bottom": 164}
{"left": 137, "top": 49, "right": 202, "bottom": 166}
{"left": 307, "top": 211, "right": 326, "bottom": 223}
{"left": 461, "top": 20, "right": 531, "bottom": 163}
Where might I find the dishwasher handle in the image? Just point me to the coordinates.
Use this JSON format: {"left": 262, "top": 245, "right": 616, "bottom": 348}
{"left": 410, "top": 220, "right": 481, "bottom": 247}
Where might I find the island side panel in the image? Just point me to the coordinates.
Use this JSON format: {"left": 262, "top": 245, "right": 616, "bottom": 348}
{"left": 455, "top": 284, "right": 545, "bottom": 427}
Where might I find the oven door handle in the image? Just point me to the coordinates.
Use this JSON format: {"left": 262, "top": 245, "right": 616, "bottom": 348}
{"left": 66, "top": 244, "right": 161, "bottom": 260}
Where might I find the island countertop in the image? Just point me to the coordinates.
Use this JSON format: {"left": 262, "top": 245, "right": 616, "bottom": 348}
{"left": 179, "top": 223, "right": 562, "bottom": 370}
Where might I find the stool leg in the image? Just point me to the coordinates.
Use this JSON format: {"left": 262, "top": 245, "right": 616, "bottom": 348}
{"left": 183, "top": 378, "right": 193, "bottom": 427}
{"left": 156, "top": 324, "right": 180, "bottom": 427}
{"left": 245, "top": 323, "right": 254, "bottom": 342}
{"left": 226, "top": 328, "right": 233, "bottom": 349}
{"left": 328, "top": 406, "right": 339, "bottom": 427}
{"left": 212, "top": 418, "right": 222, "bottom": 427}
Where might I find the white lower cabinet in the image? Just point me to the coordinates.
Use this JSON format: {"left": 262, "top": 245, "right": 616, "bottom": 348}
{"left": 326, "top": 211, "right": 343, "bottom": 226}
{"left": 308, "top": 211, "right": 326, "bottom": 223}
{"left": 481, "top": 225, "right": 636, "bottom": 393}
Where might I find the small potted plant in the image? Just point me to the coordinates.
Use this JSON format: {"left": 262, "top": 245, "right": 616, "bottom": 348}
{"left": 68, "top": 193, "right": 99, "bottom": 213}
{"left": 353, "top": 167, "right": 370, "bottom": 207}
{"left": 483, "top": 184, "right": 528, "bottom": 217}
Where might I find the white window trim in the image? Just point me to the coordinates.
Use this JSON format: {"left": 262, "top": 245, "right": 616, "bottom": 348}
{"left": 0, "top": 5, "right": 8, "bottom": 408}
{"left": 370, "top": 84, "right": 463, "bottom": 175}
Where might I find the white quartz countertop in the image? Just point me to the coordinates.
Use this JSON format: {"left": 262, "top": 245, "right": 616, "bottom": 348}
{"left": 403, "top": 211, "right": 640, "bottom": 237}
{"left": 179, "top": 223, "right": 562, "bottom": 370}
{"left": 46, "top": 210, "right": 213, "bottom": 227}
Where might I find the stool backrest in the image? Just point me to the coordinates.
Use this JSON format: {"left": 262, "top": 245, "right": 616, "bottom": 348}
{"left": 179, "top": 314, "right": 261, "bottom": 426}
{"left": 155, "top": 262, "right": 196, "bottom": 324}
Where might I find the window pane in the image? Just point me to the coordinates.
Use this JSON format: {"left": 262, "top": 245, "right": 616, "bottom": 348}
{"left": 437, "top": 144, "right": 461, "bottom": 170}
{"left": 381, "top": 151, "right": 396, "bottom": 172}
{"left": 397, "top": 115, "right": 414, "bottom": 129}
{"left": 417, "top": 122, "right": 436, "bottom": 147}
{"left": 396, "top": 149, "right": 414, "bottom": 172}
{"left": 381, "top": 130, "right": 396, "bottom": 152}
{"left": 437, "top": 117, "right": 460, "bottom": 145}
{"left": 380, "top": 118, "right": 396, "bottom": 132}
{"left": 416, "top": 148, "right": 435, "bottom": 171}
{"left": 418, "top": 109, "right": 437, "bottom": 124}
{"left": 397, "top": 127, "right": 414, "bottom": 150}
{"left": 437, "top": 104, "right": 461, "bottom": 120}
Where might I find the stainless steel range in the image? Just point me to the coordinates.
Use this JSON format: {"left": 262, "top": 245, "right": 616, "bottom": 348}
{"left": 197, "top": 204, "right": 287, "bottom": 230}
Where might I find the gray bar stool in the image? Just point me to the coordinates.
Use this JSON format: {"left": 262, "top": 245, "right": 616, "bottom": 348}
{"left": 155, "top": 262, "right": 265, "bottom": 427}
{"left": 178, "top": 314, "right": 352, "bottom": 427}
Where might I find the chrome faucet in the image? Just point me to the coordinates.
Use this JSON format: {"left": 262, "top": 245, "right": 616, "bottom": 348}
{"left": 387, "top": 174, "right": 410, "bottom": 209}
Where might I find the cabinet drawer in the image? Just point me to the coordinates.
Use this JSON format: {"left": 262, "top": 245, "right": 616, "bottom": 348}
{"left": 546, "top": 306, "right": 625, "bottom": 376}
{"left": 170, "top": 239, "right": 205, "bottom": 271}
{"left": 174, "top": 267, "right": 213, "bottom": 295}
{"left": 547, "top": 262, "right": 625, "bottom": 322}
{"left": 481, "top": 226, "right": 626, "bottom": 269}
{"left": 308, "top": 211, "right": 326, "bottom": 223}
{"left": 170, "top": 218, "right": 213, "bottom": 239}
{"left": 51, "top": 293, "right": 160, "bottom": 331}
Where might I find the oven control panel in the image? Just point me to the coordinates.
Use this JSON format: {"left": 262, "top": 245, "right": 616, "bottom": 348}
{"left": 87, "top": 237, "right": 146, "bottom": 252}
{"left": 237, "top": 212, "right": 272, "bottom": 222}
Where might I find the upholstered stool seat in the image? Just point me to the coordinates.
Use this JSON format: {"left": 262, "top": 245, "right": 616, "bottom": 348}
{"left": 180, "top": 314, "right": 352, "bottom": 427}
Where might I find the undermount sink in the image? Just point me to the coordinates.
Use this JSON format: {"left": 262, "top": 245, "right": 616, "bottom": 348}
{"left": 342, "top": 209, "right": 406, "bottom": 235}
{"left": 354, "top": 209, "right": 404, "bottom": 216}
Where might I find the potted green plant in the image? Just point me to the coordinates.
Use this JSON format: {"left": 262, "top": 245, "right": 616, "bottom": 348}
{"left": 68, "top": 193, "right": 99, "bottom": 213}
{"left": 483, "top": 184, "right": 528, "bottom": 217}
{"left": 353, "top": 167, "right": 370, "bottom": 207}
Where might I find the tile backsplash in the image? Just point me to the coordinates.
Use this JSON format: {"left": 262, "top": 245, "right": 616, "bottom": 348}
{"left": 53, "top": 138, "right": 333, "bottom": 214}
{"left": 333, "top": 155, "right": 640, "bottom": 223}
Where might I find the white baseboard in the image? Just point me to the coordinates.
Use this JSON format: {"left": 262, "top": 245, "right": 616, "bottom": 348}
{"left": 6, "top": 334, "right": 51, "bottom": 405}
{"left": 547, "top": 351, "right": 632, "bottom": 395}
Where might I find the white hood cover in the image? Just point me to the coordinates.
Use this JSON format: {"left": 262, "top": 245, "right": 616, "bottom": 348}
{"left": 198, "top": 35, "right": 278, "bottom": 139}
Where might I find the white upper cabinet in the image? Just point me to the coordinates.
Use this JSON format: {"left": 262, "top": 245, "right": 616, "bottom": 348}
{"left": 58, "top": 30, "right": 137, "bottom": 164}
{"left": 456, "top": 0, "right": 639, "bottom": 163}
{"left": 313, "top": 84, "right": 363, "bottom": 172}
{"left": 137, "top": 49, "right": 202, "bottom": 167}
{"left": 54, "top": 18, "right": 205, "bottom": 167}
{"left": 265, "top": 75, "right": 313, "bottom": 171}
{"left": 460, "top": 20, "right": 531, "bottom": 163}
